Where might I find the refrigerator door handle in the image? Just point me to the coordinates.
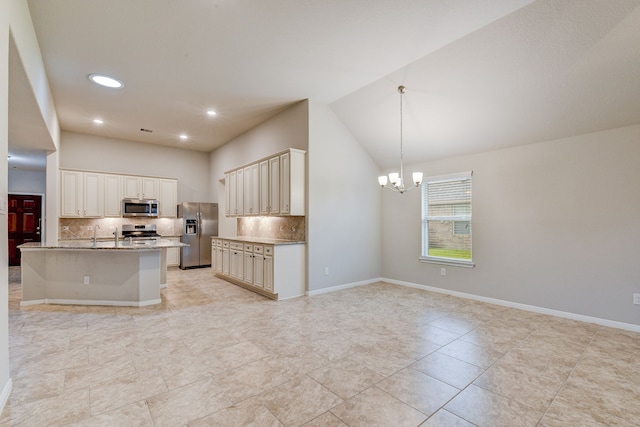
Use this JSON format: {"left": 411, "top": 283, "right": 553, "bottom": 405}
{"left": 197, "top": 211, "right": 201, "bottom": 237}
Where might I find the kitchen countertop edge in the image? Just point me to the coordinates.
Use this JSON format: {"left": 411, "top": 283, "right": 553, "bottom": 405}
{"left": 213, "top": 236, "right": 305, "bottom": 246}
{"left": 19, "top": 239, "right": 187, "bottom": 251}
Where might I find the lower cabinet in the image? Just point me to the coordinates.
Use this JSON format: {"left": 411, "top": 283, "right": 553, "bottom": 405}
{"left": 166, "top": 237, "right": 180, "bottom": 267}
{"left": 212, "top": 238, "right": 305, "bottom": 300}
{"left": 229, "top": 242, "right": 244, "bottom": 280}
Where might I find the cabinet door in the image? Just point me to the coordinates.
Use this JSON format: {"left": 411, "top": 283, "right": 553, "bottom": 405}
{"left": 253, "top": 253, "right": 264, "bottom": 289}
{"left": 211, "top": 239, "right": 217, "bottom": 271}
{"left": 228, "top": 170, "right": 237, "bottom": 216}
{"left": 104, "top": 174, "right": 122, "bottom": 217}
{"left": 225, "top": 173, "right": 231, "bottom": 217}
{"left": 60, "top": 170, "right": 82, "bottom": 217}
{"left": 158, "top": 179, "right": 177, "bottom": 217}
{"left": 222, "top": 248, "right": 230, "bottom": 275}
{"left": 243, "top": 251, "right": 254, "bottom": 284}
{"left": 259, "top": 160, "right": 270, "bottom": 215}
{"left": 288, "top": 149, "right": 306, "bottom": 215}
{"left": 122, "top": 175, "right": 141, "bottom": 199}
{"left": 215, "top": 247, "right": 223, "bottom": 273}
{"left": 141, "top": 177, "right": 158, "bottom": 199}
{"left": 235, "top": 168, "right": 244, "bottom": 217}
{"left": 263, "top": 255, "right": 274, "bottom": 292}
{"left": 83, "top": 172, "right": 104, "bottom": 217}
{"left": 268, "top": 156, "right": 280, "bottom": 214}
{"left": 280, "top": 152, "right": 290, "bottom": 214}
{"left": 243, "top": 164, "right": 259, "bottom": 216}
{"left": 230, "top": 248, "right": 243, "bottom": 279}
{"left": 167, "top": 238, "right": 180, "bottom": 266}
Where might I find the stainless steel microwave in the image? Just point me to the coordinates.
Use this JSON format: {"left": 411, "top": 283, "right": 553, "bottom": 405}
{"left": 122, "top": 199, "right": 159, "bottom": 217}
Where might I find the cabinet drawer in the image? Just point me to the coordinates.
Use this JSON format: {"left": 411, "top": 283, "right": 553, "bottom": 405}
{"left": 230, "top": 242, "right": 244, "bottom": 251}
{"left": 253, "top": 245, "right": 263, "bottom": 254}
{"left": 216, "top": 240, "right": 223, "bottom": 247}
{"left": 212, "top": 239, "right": 217, "bottom": 246}
{"left": 222, "top": 240, "right": 230, "bottom": 248}
{"left": 264, "top": 246, "right": 273, "bottom": 256}
{"left": 244, "top": 244, "right": 253, "bottom": 252}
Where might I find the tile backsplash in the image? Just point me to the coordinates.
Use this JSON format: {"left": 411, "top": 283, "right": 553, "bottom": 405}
{"left": 59, "top": 215, "right": 306, "bottom": 241}
{"left": 237, "top": 216, "right": 306, "bottom": 241}
{"left": 59, "top": 217, "right": 179, "bottom": 239}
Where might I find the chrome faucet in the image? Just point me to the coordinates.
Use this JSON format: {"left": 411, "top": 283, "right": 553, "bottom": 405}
{"left": 113, "top": 226, "right": 119, "bottom": 245}
{"left": 93, "top": 225, "right": 101, "bottom": 246}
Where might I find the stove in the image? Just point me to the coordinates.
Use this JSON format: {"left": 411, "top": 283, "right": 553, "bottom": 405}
{"left": 121, "top": 224, "right": 161, "bottom": 240}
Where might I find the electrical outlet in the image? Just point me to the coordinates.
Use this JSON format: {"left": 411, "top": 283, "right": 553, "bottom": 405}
{"left": 634, "top": 293, "right": 640, "bottom": 305}
{"left": 440, "top": 268, "right": 446, "bottom": 276}
{"left": 83, "top": 276, "right": 90, "bottom": 285}
{"left": 63, "top": 226, "right": 70, "bottom": 231}
{"left": 324, "top": 267, "right": 329, "bottom": 275}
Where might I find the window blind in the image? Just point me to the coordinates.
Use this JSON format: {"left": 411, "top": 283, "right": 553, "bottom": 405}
{"left": 421, "top": 171, "right": 473, "bottom": 265}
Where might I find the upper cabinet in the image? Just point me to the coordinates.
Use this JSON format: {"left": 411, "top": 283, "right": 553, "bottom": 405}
{"left": 281, "top": 149, "right": 305, "bottom": 215}
{"left": 104, "top": 174, "right": 123, "bottom": 217}
{"left": 123, "top": 175, "right": 158, "bottom": 200}
{"left": 60, "top": 170, "right": 177, "bottom": 218}
{"left": 243, "top": 163, "right": 260, "bottom": 216}
{"left": 60, "top": 170, "right": 103, "bottom": 218}
{"left": 225, "top": 148, "right": 306, "bottom": 217}
{"left": 158, "top": 179, "right": 178, "bottom": 218}
{"left": 60, "top": 170, "right": 83, "bottom": 217}
{"left": 82, "top": 172, "right": 104, "bottom": 217}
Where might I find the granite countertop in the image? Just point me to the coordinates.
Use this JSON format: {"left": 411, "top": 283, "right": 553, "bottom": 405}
{"left": 213, "top": 236, "right": 305, "bottom": 245}
{"left": 19, "top": 238, "right": 188, "bottom": 251}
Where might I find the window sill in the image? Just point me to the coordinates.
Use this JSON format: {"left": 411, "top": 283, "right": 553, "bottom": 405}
{"left": 419, "top": 256, "right": 475, "bottom": 268}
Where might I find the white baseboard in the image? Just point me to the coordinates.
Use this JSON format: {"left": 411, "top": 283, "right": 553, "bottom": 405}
{"left": 0, "top": 378, "right": 12, "bottom": 413}
{"left": 382, "top": 277, "right": 640, "bottom": 333}
{"left": 306, "top": 278, "right": 381, "bottom": 296}
{"left": 306, "top": 277, "right": 640, "bottom": 333}
{"left": 21, "top": 298, "right": 162, "bottom": 307}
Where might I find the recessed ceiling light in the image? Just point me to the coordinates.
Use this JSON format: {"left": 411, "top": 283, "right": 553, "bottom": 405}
{"left": 206, "top": 110, "right": 217, "bottom": 117}
{"left": 88, "top": 74, "right": 124, "bottom": 89}
{"left": 179, "top": 134, "right": 189, "bottom": 140}
{"left": 93, "top": 119, "right": 104, "bottom": 125}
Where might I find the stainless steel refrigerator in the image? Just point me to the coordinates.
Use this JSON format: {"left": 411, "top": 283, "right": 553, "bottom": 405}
{"left": 178, "top": 202, "right": 218, "bottom": 269}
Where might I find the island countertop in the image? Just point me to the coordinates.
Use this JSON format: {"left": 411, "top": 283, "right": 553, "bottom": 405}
{"left": 19, "top": 238, "right": 187, "bottom": 251}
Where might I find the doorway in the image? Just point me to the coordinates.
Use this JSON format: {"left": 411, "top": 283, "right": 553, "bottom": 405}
{"left": 8, "top": 194, "right": 42, "bottom": 266}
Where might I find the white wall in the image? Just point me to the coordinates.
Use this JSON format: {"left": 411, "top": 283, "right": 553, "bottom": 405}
{"left": 60, "top": 131, "right": 211, "bottom": 203}
{"left": 307, "top": 101, "right": 382, "bottom": 292}
{"left": 382, "top": 125, "right": 640, "bottom": 326}
{"left": 8, "top": 169, "right": 45, "bottom": 193}
{"left": 209, "top": 101, "right": 309, "bottom": 237}
{"left": 2, "top": 0, "right": 61, "bottom": 410}
{"left": 0, "top": 0, "right": 10, "bottom": 409}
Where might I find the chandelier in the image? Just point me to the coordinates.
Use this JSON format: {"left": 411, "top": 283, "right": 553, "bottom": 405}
{"left": 377, "top": 85, "right": 423, "bottom": 193}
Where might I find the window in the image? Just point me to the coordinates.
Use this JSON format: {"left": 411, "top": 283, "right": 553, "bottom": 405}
{"left": 421, "top": 171, "right": 474, "bottom": 267}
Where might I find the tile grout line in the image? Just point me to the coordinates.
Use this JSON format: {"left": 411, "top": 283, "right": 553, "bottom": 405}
{"left": 533, "top": 329, "right": 598, "bottom": 427}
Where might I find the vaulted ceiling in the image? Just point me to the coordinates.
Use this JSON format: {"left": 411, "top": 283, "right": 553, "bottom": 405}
{"left": 10, "top": 0, "right": 640, "bottom": 171}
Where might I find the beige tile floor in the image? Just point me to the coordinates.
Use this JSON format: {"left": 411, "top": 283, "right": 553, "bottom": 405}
{"left": 2, "top": 266, "right": 640, "bottom": 426}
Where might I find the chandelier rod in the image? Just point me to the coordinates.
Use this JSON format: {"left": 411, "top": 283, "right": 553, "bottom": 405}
{"left": 399, "top": 85, "right": 405, "bottom": 185}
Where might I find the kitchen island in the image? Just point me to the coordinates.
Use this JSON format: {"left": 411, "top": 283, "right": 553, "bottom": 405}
{"left": 212, "top": 237, "right": 306, "bottom": 300}
{"left": 18, "top": 239, "right": 187, "bottom": 307}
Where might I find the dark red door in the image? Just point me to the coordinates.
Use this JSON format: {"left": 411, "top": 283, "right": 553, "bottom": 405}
{"left": 8, "top": 195, "right": 42, "bottom": 266}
